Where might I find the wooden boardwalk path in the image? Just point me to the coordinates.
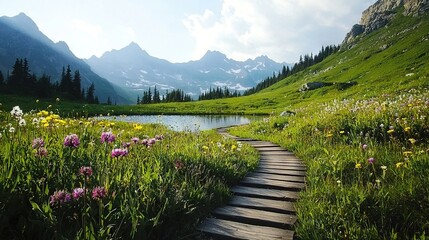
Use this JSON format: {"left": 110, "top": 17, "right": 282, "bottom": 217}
{"left": 197, "top": 128, "right": 306, "bottom": 239}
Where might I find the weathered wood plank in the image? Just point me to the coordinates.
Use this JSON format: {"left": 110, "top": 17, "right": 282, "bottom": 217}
{"left": 258, "top": 164, "right": 306, "bottom": 171}
{"left": 212, "top": 206, "right": 297, "bottom": 229}
{"left": 255, "top": 168, "right": 306, "bottom": 177}
{"left": 232, "top": 186, "right": 300, "bottom": 201}
{"left": 259, "top": 151, "right": 295, "bottom": 156}
{"left": 241, "top": 177, "right": 305, "bottom": 190}
{"left": 229, "top": 195, "right": 296, "bottom": 213}
{"left": 247, "top": 172, "right": 305, "bottom": 183}
{"left": 259, "top": 162, "right": 306, "bottom": 169}
{"left": 254, "top": 147, "right": 286, "bottom": 151}
{"left": 198, "top": 218, "right": 294, "bottom": 240}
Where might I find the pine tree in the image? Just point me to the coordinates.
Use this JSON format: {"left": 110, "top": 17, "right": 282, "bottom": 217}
{"left": 72, "top": 70, "right": 82, "bottom": 99}
{"left": 86, "top": 82, "right": 95, "bottom": 103}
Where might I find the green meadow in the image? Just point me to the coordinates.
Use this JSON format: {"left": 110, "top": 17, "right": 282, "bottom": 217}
{"left": 1, "top": 9, "right": 429, "bottom": 240}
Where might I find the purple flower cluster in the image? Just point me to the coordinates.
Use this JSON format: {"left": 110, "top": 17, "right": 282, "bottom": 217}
{"left": 64, "top": 134, "right": 80, "bottom": 148}
{"left": 100, "top": 131, "right": 115, "bottom": 144}
{"left": 111, "top": 148, "right": 128, "bottom": 158}
{"left": 131, "top": 137, "right": 139, "bottom": 144}
{"left": 72, "top": 187, "right": 85, "bottom": 199}
{"left": 155, "top": 135, "right": 164, "bottom": 141}
{"left": 32, "top": 138, "right": 45, "bottom": 149}
{"left": 141, "top": 138, "right": 156, "bottom": 147}
{"left": 92, "top": 186, "right": 107, "bottom": 200}
{"left": 32, "top": 138, "right": 47, "bottom": 157}
{"left": 368, "top": 157, "right": 375, "bottom": 164}
{"left": 79, "top": 166, "right": 93, "bottom": 177}
{"left": 49, "top": 190, "right": 71, "bottom": 207}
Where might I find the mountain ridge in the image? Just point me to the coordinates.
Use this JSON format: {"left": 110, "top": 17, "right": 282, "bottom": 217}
{"left": 0, "top": 13, "right": 131, "bottom": 104}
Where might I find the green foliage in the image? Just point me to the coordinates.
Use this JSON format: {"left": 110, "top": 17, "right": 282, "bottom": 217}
{"left": 229, "top": 88, "right": 429, "bottom": 239}
{"left": 0, "top": 106, "right": 258, "bottom": 239}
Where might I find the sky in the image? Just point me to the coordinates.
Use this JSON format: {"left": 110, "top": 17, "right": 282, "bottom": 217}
{"left": 1, "top": 0, "right": 377, "bottom": 63}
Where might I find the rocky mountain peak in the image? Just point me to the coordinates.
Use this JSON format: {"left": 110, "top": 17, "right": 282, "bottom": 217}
{"left": 343, "top": 0, "right": 429, "bottom": 45}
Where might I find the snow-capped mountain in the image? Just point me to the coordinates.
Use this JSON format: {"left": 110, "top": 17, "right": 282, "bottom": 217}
{"left": 86, "top": 43, "right": 288, "bottom": 98}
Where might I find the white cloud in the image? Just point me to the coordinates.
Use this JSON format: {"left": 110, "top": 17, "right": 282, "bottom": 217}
{"left": 183, "top": 0, "right": 376, "bottom": 63}
{"left": 72, "top": 19, "right": 103, "bottom": 38}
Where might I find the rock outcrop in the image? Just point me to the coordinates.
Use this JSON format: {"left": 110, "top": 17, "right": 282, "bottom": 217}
{"left": 343, "top": 0, "right": 429, "bottom": 45}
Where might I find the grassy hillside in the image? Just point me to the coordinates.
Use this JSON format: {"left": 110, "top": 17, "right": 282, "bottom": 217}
{"left": 228, "top": 11, "right": 429, "bottom": 240}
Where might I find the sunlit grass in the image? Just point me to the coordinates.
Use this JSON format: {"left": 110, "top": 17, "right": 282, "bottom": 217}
{"left": 230, "top": 88, "right": 429, "bottom": 239}
{"left": 0, "top": 106, "right": 258, "bottom": 239}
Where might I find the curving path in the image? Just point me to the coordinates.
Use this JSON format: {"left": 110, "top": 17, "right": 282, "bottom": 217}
{"left": 197, "top": 127, "right": 306, "bottom": 240}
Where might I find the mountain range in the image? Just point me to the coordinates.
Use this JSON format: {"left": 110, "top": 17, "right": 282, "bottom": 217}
{"left": 86, "top": 43, "right": 287, "bottom": 99}
{"left": 0, "top": 13, "right": 287, "bottom": 103}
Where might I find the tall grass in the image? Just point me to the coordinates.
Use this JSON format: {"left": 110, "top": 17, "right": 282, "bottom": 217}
{"left": 230, "top": 88, "right": 429, "bottom": 239}
{"left": 0, "top": 105, "right": 258, "bottom": 239}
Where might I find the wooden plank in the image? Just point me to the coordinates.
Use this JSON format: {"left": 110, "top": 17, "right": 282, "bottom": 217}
{"left": 247, "top": 172, "right": 305, "bottom": 183}
{"left": 259, "top": 151, "right": 295, "bottom": 156}
{"left": 259, "top": 162, "right": 306, "bottom": 169}
{"left": 198, "top": 218, "right": 294, "bottom": 240}
{"left": 229, "top": 195, "right": 296, "bottom": 213}
{"left": 212, "top": 206, "right": 297, "bottom": 229}
{"left": 241, "top": 177, "right": 305, "bottom": 190}
{"left": 258, "top": 164, "right": 306, "bottom": 171}
{"left": 255, "top": 168, "right": 306, "bottom": 177}
{"left": 254, "top": 147, "right": 286, "bottom": 151}
{"left": 232, "top": 186, "right": 300, "bottom": 201}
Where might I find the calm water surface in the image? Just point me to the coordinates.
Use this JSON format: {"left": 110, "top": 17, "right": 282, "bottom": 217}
{"left": 98, "top": 115, "right": 262, "bottom": 131}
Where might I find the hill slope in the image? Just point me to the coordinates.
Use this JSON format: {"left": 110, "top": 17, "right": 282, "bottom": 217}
{"left": 136, "top": 5, "right": 428, "bottom": 115}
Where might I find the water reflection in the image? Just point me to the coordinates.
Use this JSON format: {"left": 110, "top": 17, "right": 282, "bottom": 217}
{"left": 97, "top": 115, "right": 261, "bottom": 131}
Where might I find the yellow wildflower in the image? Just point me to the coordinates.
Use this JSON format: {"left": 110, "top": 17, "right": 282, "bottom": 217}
{"left": 133, "top": 124, "right": 143, "bottom": 130}
{"left": 231, "top": 145, "right": 237, "bottom": 151}
{"left": 340, "top": 131, "right": 345, "bottom": 134}
{"left": 387, "top": 129, "right": 394, "bottom": 134}
{"left": 408, "top": 138, "right": 416, "bottom": 144}
{"left": 355, "top": 163, "right": 362, "bottom": 169}
{"left": 396, "top": 162, "right": 404, "bottom": 168}
{"left": 403, "top": 151, "right": 413, "bottom": 156}
{"left": 404, "top": 127, "right": 411, "bottom": 132}
{"left": 326, "top": 133, "right": 333, "bottom": 137}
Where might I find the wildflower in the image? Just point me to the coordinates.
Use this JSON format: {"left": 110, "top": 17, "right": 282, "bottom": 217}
{"left": 326, "top": 133, "right": 333, "bottom": 137}
{"left": 396, "top": 162, "right": 404, "bottom": 168}
{"left": 155, "top": 135, "right": 164, "bottom": 140}
{"left": 0, "top": 133, "right": 2, "bottom": 138}
{"left": 64, "top": 134, "right": 80, "bottom": 147}
{"left": 32, "top": 138, "right": 45, "bottom": 149}
{"left": 100, "top": 131, "right": 115, "bottom": 144}
{"left": 202, "top": 146, "right": 209, "bottom": 151}
{"left": 387, "top": 129, "right": 395, "bottom": 134}
{"left": 404, "top": 127, "right": 411, "bottom": 132}
{"left": 340, "top": 131, "right": 345, "bottom": 134}
{"left": 19, "top": 118, "right": 26, "bottom": 127}
{"left": 49, "top": 190, "right": 72, "bottom": 207}
{"left": 148, "top": 138, "right": 156, "bottom": 145}
{"left": 72, "top": 188, "right": 85, "bottom": 200}
{"left": 141, "top": 139, "right": 149, "bottom": 146}
{"left": 92, "top": 186, "right": 107, "bottom": 200}
{"left": 35, "top": 147, "right": 48, "bottom": 157}
{"left": 408, "top": 138, "right": 417, "bottom": 144}
{"left": 36, "top": 99, "right": 39, "bottom": 103}
{"left": 122, "top": 142, "right": 131, "bottom": 148}
{"left": 174, "top": 159, "right": 184, "bottom": 170}
{"left": 111, "top": 148, "right": 128, "bottom": 158}
{"left": 380, "top": 165, "right": 387, "bottom": 171}
{"left": 231, "top": 145, "right": 237, "bottom": 151}
{"left": 79, "top": 166, "right": 93, "bottom": 177}
{"left": 10, "top": 106, "right": 23, "bottom": 119}
{"left": 368, "top": 157, "right": 375, "bottom": 164}
{"left": 9, "top": 127, "right": 15, "bottom": 133}
{"left": 355, "top": 163, "right": 362, "bottom": 169}
{"left": 32, "top": 118, "right": 40, "bottom": 125}
{"left": 403, "top": 151, "right": 413, "bottom": 156}
{"left": 56, "top": 98, "right": 60, "bottom": 102}
{"left": 336, "top": 180, "right": 341, "bottom": 185}
{"left": 131, "top": 137, "right": 139, "bottom": 144}
{"left": 380, "top": 124, "right": 384, "bottom": 128}
{"left": 133, "top": 124, "right": 143, "bottom": 130}
{"left": 361, "top": 144, "right": 368, "bottom": 151}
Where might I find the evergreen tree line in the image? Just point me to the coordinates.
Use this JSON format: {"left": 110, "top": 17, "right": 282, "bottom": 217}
{"left": 137, "top": 86, "right": 192, "bottom": 104}
{"left": 198, "top": 86, "right": 241, "bottom": 100}
{"left": 0, "top": 58, "right": 100, "bottom": 104}
{"left": 243, "top": 44, "right": 340, "bottom": 96}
